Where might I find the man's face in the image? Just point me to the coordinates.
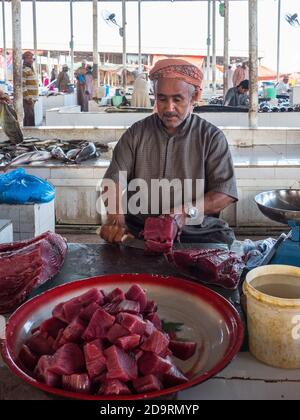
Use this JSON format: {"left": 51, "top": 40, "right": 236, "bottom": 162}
{"left": 283, "top": 78, "right": 289, "bottom": 84}
{"left": 155, "top": 78, "right": 197, "bottom": 133}
{"left": 238, "top": 86, "right": 248, "bottom": 95}
{"left": 24, "top": 54, "right": 34, "bottom": 66}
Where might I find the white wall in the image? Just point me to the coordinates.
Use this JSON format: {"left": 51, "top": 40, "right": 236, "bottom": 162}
{"left": 45, "top": 109, "right": 300, "bottom": 129}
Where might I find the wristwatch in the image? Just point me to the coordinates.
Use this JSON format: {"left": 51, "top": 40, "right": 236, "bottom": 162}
{"left": 187, "top": 206, "right": 199, "bottom": 219}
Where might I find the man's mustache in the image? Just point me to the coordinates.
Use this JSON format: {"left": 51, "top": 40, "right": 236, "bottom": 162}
{"left": 163, "top": 113, "right": 178, "bottom": 118}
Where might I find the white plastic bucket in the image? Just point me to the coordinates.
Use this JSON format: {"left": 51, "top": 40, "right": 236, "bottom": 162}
{"left": 243, "top": 265, "right": 300, "bottom": 368}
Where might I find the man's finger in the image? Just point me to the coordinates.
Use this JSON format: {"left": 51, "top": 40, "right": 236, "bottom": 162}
{"left": 108, "top": 226, "right": 119, "bottom": 243}
{"left": 121, "top": 232, "right": 135, "bottom": 242}
{"left": 114, "top": 228, "right": 126, "bottom": 244}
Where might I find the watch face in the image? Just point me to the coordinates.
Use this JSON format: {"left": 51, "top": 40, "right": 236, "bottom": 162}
{"left": 189, "top": 207, "right": 198, "bottom": 218}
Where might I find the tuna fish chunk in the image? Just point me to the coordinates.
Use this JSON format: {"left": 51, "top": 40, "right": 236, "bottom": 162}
{"left": 169, "top": 340, "right": 197, "bottom": 360}
{"left": 133, "top": 375, "right": 162, "bottom": 393}
{"left": 170, "top": 248, "right": 245, "bottom": 289}
{"left": 141, "top": 330, "right": 169, "bottom": 355}
{"left": 62, "top": 316, "right": 86, "bottom": 343}
{"left": 39, "top": 317, "right": 67, "bottom": 339}
{"left": 117, "top": 312, "right": 146, "bottom": 335}
{"left": 163, "top": 364, "right": 188, "bottom": 387}
{"left": 0, "top": 232, "right": 67, "bottom": 313}
{"left": 26, "top": 331, "right": 55, "bottom": 356}
{"left": 18, "top": 344, "right": 38, "bottom": 371}
{"left": 84, "top": 339, "right": 106, "bottom": 379}
{"left": 82, "top": 308, "right": 115, "bottom": 341}
{"left": 34, "top": 355, "right": 61, "bottom": 388}
{"left": 62, "top": 288, "right": 103, "bottom": 322}
{"left": 107, "top": 287, "right": 126, "bottom": 303}
{"left": 98, "top": 379, "right": 132, "bottom": 396}
{"left": 143, "top": 216, "right": 179, "bottom": 255}
{"left": 126, "top": 284, "right": 147, "bottom": 312}
{"left": 62, "top": 373, "right": 92, "bottom": 394}
{"left": 138, "top": 352, "right": 172, "bottom": 376}
{"left": 106, "top": 323, "right": 129, "bottom": 343}
{"left": 115, "top": 334, "right": 141, "bottom": 351}
{"left": 104, "top": 345, "right": 138, "bottom": 382}
{"left": 49, "top": 343, "right": 85, "bottom": 375}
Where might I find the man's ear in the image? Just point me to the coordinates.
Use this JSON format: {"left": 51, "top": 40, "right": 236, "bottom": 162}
{"left": 192, "top": 90, "right": 201, "bottom": 105}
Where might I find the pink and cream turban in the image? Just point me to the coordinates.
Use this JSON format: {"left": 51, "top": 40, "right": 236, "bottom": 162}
{"left": 149, "top": 58, "right": 203, "bottom": 100}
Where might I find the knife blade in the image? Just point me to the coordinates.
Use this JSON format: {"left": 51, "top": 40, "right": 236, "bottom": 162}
{"left": 259, "top": 232, "right": 289, "bottom": 267}
{"left": 121, "top": 237, "right": 228, "bottom": 251}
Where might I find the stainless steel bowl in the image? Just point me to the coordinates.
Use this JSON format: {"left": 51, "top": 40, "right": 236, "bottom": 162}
{"left": 255, "top": 190, "right": 300, "bottom": 225}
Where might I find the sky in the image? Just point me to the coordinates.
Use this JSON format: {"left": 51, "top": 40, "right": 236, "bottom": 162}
{"left": 1, "top": 0, "right": 300, "bottom": 73}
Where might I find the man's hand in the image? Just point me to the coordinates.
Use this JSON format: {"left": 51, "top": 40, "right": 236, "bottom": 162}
{"left": 169, "top": 207, "right": 187, "bottom": 230}
{"left": 97, "top": 214, "right": 134, "bottom": 244}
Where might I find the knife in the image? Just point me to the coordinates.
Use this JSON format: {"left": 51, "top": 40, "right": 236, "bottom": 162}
{"left": 121, "top": 236, "right": 229, "bottom": 251}
{"left": 259, "top": 232, "right": 289, "bottom": 266}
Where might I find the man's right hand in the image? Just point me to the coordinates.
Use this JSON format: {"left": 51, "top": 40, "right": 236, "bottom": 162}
{"left": 97, "top": 214, "right": 134, "bottom": 244}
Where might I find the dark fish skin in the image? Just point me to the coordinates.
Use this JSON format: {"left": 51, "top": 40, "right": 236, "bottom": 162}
{"left": 51, "top": 146, "right": 69, "bottom": 162}
{"left": 66, "top": 148, "right": 81, "bottom": 160}
{"left": 75, "top": 143, "right": 97, "bottom": 163}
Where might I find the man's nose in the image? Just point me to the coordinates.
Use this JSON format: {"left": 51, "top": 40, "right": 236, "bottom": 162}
{"left": 165, "top": 99, "right": 176, "bottom": 112}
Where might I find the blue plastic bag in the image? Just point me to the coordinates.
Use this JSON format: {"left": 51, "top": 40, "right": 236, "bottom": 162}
{"left": 0, "top": 168, "right": 55, "bottom": 204}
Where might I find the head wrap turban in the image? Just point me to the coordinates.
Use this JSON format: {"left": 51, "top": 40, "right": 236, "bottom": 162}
{"left": 22, "top": 51, "right": 34, "bottom": 59}
{"left": 149, "top": 59, "right": 203, "bottom": 101}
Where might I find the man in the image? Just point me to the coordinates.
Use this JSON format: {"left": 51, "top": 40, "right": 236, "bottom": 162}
{"left": 100, "top": 59, "right": 238, "bottom": 246}
{"left": 276, "top": 76, "right": 290, "bottom": 96}
{"left": 131, "top": 73, "right": 151, "bottom": 108}
{"left": 50, "top": 67, "right": 57, "bottom": 83}
{"left": 223, "top": 80, "right": 249, "bottom": 107}
{"left": 22, "top": 51, "right": 39, "bottom": 126}
{"left": 227, "top": 65, "right": 234, "bottom": 90}
{"left": 232, "top": 62, "right": 249, "bottom": 88}
{"left": 57, "top": 65, "right": 71, "bottom": 93}
{"left": 75, "top": 60, "right": 87, "bottom": 111}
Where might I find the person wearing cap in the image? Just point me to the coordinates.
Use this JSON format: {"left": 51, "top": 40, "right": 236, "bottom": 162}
{"left": 22, "top": 51, "right": 39, "bottom": 126}
{"left": 100, "top": 59, "right": 238, "bottom": 246}
{"left": 57, "top": 65, "right": 71, "bottom": 93}
{"left": 223, "top": 80, "right": 249, "bottom": 107}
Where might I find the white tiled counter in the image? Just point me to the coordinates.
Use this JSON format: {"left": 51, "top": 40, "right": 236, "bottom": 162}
{"left": 0, "top": 220, "right": 13, "bottom": 243}
{"left": 0, "top": 201, "right": 55, "bottom": 241}
{"left": 0, "top": 145, "right": 299, "bottom": 228}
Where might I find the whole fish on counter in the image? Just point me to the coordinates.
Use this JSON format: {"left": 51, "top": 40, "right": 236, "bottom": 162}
{"left": 50, "top": 146, "right": 70, "bottom": 162}
{"left": 66, "top": 148, "right": 81, "bottom": 160}
{"left": 4, "top": 150, "right": 52, "bottom": 170}
{"left": 75, "top": 142, "right": 98, "bottom": 163}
